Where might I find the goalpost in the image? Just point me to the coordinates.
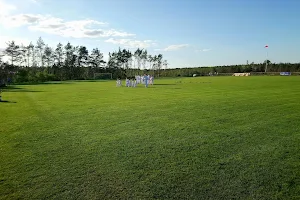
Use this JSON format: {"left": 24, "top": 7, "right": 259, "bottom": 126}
{"left": 94, "top": 73, "right": 113, "bottom": 80}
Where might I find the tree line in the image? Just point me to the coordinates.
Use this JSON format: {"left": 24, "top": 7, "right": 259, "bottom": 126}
{"left": 1, "top": 37, "right": 300, "bottom": 84}
{"left": 161, "top": 61, "right": 300, "bottom": 77}
{"left": 0, "top": 37, "right": 167, "bottom": 84}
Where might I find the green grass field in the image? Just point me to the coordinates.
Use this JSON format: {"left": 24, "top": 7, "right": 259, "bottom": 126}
{"left": 0, "top": 76, "right": 299, "bottom": 199}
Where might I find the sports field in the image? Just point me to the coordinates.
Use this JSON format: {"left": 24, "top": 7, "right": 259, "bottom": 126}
{"left": 0, "top": 76, "right": 299, "bottom": 199}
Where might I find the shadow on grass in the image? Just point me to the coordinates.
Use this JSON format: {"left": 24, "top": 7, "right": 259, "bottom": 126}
{"left": 72, "top": 80, "right": 110, "bottom": 82}
{"left": 1, "top": 86, "right": 44, "bottom": 93}
{"left": 0, "top": 100, "right": 17, "bottom": 103}
{"left": 8, "top": 80, "right": 111, "bottom": 86}
{"left": 5, "top": 90, "right": 43, "bottom": 93}
{"left": 1, "top": 86, "right": 21, "bottom": 90}
{"left": 16, "top": 81, "right": 72, "bottom": 85}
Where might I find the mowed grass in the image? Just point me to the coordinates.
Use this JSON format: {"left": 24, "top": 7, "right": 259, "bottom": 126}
{"left": 0, "top": 76, "right": 300, "bottom": 199}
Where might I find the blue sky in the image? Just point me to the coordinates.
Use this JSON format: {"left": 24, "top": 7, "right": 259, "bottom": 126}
{"left": 0, "top": 0, "right": 299, "bottom": 68}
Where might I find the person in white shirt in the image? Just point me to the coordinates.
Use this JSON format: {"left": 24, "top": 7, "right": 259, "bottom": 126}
{"left": 137, "top": 75, "right": 140, "bottom": 84}
{"left": 125, "top": 78, "right": 129, "bottom": 87}
{"left": 132, "top": 78, "right": 137, "bottom": 87}
{"left": 128, "top": 78, "right": 131, "bottom": 87}
{"left": 116, "top": 78, "right": 121, "bottom": 87}
{"left": 130, "top": 77, "right": 133, "bottom": 87}
{"left": 149, "top": 76, "right": 153, "bottom": 85}
{"left": 143, "top": 74, "right": 149, "bottom": 88}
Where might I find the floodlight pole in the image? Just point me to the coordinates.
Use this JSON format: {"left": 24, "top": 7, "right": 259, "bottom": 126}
{"left": 265, "top": 51, "right": 268, "bottom": 73}
{"left": 265, "top": 46, "right": 268, "bottom": 73}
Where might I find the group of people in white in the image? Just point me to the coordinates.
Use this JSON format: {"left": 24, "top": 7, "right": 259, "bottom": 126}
{"left": 116, "top": 74, "right": 154, "bottom": 88}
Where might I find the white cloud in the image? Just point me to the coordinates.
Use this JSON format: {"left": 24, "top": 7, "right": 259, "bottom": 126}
{"left": 0, "top": 0, "right": 157, "bottom": 49}
{"left": 0, "top": 14, "right": 41, "bottom": 27}
{"left": 0, "top": 0, "right": 16, "bottom": 16}
{"left": 195, "top": 48, "right": 212, "bottom": 52}
{"left": 154, "top": 44, "right": 189, "bottom": 51}
{"left": 0, "top": 13, "right": 136, "bottom": 38}
{"left": 0, "top": 35, "right": 31, "bottom": 49}
{"left": 164, "top": 44, "right": 189, "bottom": 51}
{"left": 0, "top": 35, "right": 32, "bottom": 63}
{"left": 154, "top": 44, "right": 211, "bottom": 52}
{"left": 105, "top": 38, "right": 155, "bottom": 48}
